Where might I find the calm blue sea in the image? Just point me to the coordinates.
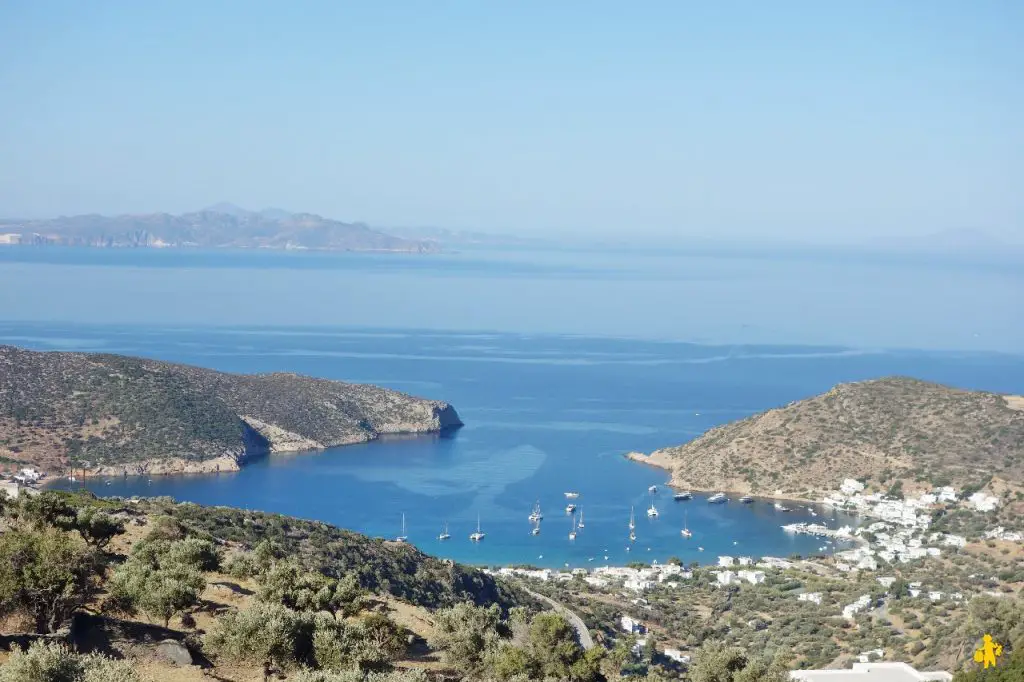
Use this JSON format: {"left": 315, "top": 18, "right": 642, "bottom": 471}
{"left": 2, "top": 245, "right": 1023, "bottom": 568}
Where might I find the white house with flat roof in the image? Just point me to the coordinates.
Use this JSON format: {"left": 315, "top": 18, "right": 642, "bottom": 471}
{"left": 790, "top": 662, "right": 951, "bottom": 682}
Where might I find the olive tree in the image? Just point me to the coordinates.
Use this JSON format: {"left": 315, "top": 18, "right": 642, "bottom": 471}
{"left": 0, "top": 527, "right": 99, "bottom": 633}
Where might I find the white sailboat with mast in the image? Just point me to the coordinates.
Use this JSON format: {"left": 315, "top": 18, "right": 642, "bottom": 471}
{"left": 681, "top": 510, "right": 692, "bottom": 538}
{"left": 628, "top": 507, "right": 636, "bottom": 542}
{"left": 577, "top": 508, "right": 585, "bottom": 529}
{"left": 569, "top": 513, "right": 577, "bottom": 541}
{"left": 469, "top": 515, "right": 485, "bottom": 542}
{"left": 395, "top": 513, "right": 408, "bottom": 543}
{"left": 529, "top": 500, "right": 543, "bottom": 522}
{"left": 438, "top": 521, "right": 450, "bottom": 541}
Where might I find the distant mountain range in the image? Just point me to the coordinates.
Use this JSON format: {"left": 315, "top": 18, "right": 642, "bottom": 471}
{"left": 0, "top": 203, "right": 439, "bottom": 253}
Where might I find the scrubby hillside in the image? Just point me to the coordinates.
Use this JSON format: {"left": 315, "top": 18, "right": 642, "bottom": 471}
{"left": 630, "top": 377, "right": 1024, "bottom": 498}
{"left": 0, "top": 346, "right": 461, "bottom": 476}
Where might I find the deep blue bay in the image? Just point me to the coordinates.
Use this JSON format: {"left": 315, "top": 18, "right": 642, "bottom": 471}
{"left": 2, "top": 245, "right": 1022, "bottom": 568}
{"left": 11, "top": 323, "right": 1022, "bottom": 569}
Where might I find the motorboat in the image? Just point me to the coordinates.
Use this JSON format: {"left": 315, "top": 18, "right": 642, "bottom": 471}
{"left": 648, "top": 485, "right": 658, "bottom": 494}
{"left": 564, "top": 492, "right": 580, "bottom": 499}
{"left": 708, "top": 493, "right": 727, "bottom": 504}
{"left": 565, "top": 503, "right": 577, "bottom": 514}
{"left": 673, "top": 491, "right": 693, "bottom": 501}
{"left": 739, "top": 496, "right": 753, "bottom": 503}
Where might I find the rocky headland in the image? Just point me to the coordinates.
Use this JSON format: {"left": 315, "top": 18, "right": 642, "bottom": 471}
{"left": 0, "top": 345, "right": 462, "bottom": 478}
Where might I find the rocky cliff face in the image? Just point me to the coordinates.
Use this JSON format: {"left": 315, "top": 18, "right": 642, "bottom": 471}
{"left": 0, "top": 345, "right": 462, "bottom": 477}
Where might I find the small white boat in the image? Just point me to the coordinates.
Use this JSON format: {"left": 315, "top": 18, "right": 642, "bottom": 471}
{"left": 564, "top": 492, "right": 580, "bottom": 499}
{"left": 629, "top": 506, "right": 636, "bottom": 531}
{"left": 708, "top": 493, "right": 727, "bottom": 504}
{"left": 577, "top": 509, "right": 585, "bottom": 529}
{"left": 565, "top": 503, "right": 577, "bottom": 514}
{"left": 438, "top": 522, "right": 451, "bottom": 541}
{"left": 647, "top": 502, "right": 658, "bottom": 518}
{"left": 469, "top": 515, "right": 485, "bottom": 542}
{"left": 673, "top": 491, "right": 692, "bottom": 501}
{"left": 531, "top": 525, "right": 540, "bottom": 536}
{"left": 648, "top": 485, "right": 658, "bottom": 494}
{"left": 774, "top": 502, "right": 792, "bottom": 512}
{"left": 681, "top": 511, "right": 692, "bottom": 538}
{"left": 698, "top": 546, "right": 705, "bottom": 552}
{"left": 569, "top": 515, "right": 577, "bottom": 541}
{"left": 739, "top": 495, "right": 753, "bottom": 503}
{"left": 529, "top": 500, "right": 543, "bottom": 522}
{"left": 395, "top": 513, "right": 408, "bottom": 543}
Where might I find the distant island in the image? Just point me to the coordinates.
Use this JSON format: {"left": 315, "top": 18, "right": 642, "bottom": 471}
{"left": 0, "top": 345, "right": 462, "bottom": 478}
{"left": 0, "top": 203, "right": 440, "bottom": 253}
{"left": 628, "top": 377, "right": 1024, "bottom": 502}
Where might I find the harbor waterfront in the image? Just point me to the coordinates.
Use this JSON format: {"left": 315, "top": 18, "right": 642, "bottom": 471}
{"left": 20, "top": 320, "right": 1024, "bottom": 569}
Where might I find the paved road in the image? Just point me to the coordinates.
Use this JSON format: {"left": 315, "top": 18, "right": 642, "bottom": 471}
{"left": 521, "top": 586, "right": 595, "bottom": 650}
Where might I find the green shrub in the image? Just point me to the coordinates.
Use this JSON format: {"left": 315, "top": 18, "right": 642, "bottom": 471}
{"left": 205, "top": 601, "right": 316, "bottom": 670}
{"left": 0, "top": 640, "right": 139, "bottom": 682}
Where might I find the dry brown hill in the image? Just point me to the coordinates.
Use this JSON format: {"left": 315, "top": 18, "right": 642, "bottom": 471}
{"left": 0, "top": 346, "right": 461, "bottom": 477}
{"left": 629, "top": 377, "right": 1024, "bottom": 499}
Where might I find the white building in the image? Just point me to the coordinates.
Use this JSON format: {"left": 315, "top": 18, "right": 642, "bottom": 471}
{"left": 968, "top": 492, "right": 999, "bottom": 512}
{"left": 716, "top": 571, "right": 736, "bottom": 586}
{"left": 840, "top": 479, "right": 865, "bottom": 495}
{"left": 842, "top": 595, "right": 873, "bottom": 620}
{"left": 620, "top": 615, "right": 645, "bottom": 634}
{"left": 737, "top": 569, "right": 766, "bottom": 585}
{"left": 798, "top": 592, "right": 823, "bottom": 605}
{"left": 737, "top": 556, "right": 754, "bottom": 566}
{"left": 790, "top": 662, "right": 951, "bottom": 681}
{"left": 624, "top": 578, "right": 656, "bottom": 592}
{"left": 718, "top": 556, "right": 735, "bottom": 567}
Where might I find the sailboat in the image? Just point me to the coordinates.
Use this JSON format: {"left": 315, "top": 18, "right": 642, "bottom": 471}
{"left": 469, "top": 515, "right": 485, "bottom": 542}
{"left": 530, "top": 519, "right": 541, "bottom": 536}
{"left": 569, "top": 514, "right": 577, "bottom": 541}
{"left": 629, "top": 506, "right": 636, "bottom": 531}
{"left": 438, "top": 522, "right": 451, "bottom": 541}
{"left": 577, "top": 509, "right": 585, "bottom": 529}
{"left": 395, "top": 513, "right": 408, "bottom": 543}
{"left": 681, "top": 510, "right": 693, "bottom": 538}
{"left": 529, "top": 500, "right": 543, "bottom": 522}
{"left": 647, "top": 497, "right": 659, "bottom": 517}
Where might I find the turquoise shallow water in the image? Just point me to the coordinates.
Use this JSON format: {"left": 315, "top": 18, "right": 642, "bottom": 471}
{"left": 19, "top": 321, "right": 1023, "bottom": 569}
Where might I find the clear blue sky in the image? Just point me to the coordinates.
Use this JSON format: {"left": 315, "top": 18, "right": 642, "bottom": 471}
{"left": 1, "top": 1, "right": 1021, "bottom": 243}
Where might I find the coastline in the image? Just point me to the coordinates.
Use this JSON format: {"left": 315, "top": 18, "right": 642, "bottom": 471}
{"left": 624, "top": 450, "right": 820, "bottom": 507}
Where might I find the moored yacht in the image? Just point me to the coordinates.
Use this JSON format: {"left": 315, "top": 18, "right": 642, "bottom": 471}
{"left": 395, "top": 513, "right": 408, "bottom": 543}
{"left": 648, "top": 485, "right": 658, "bottom": 494}
{"left": 469, "top": 515, "right": 485, "bottom": 542}
{"left": 569, "top": 514, "right": 577, "bottom": 541}
{"left": 564, "top": 491, "right": 580, "bottom": 499}
{"left": 565, "top": 503, "right": 577, "bottom": 514}
{"left": 708, "top": 492, "right": 727, "bottom": 504}
{"left": 739, "top": 495, "right": 754, "bottom": 503}
{"left": 681, "top": 510, "right": 692, "bottom": 538}
{"left": 528, "top": 500, "right": 543, "bottom": 522}
{"left": 577, "top": 509, "right": 585, "bottom": 529}
{"left": 673, "top": 491, "right": 693, "bottom": 501}
{"left": 629, "top": 506, "right": 636, "bottom": 531}
{"left": 438, "top": 522, "right": 451, "bottom": 541}
{"left": 646, "top": 501, "right": 658, "bottom": 517}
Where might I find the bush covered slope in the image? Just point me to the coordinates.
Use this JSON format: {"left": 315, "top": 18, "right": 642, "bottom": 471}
{"left": 631, "top": 377, "right": 1024, "bottom": 498}
{"left": 0, "top": 346, "right": 461, "bottom": 474}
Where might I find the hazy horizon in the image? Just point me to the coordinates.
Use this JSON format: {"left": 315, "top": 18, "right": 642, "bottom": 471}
{"left": 1, "top": 2, "right": 1022, "bottom": 244}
